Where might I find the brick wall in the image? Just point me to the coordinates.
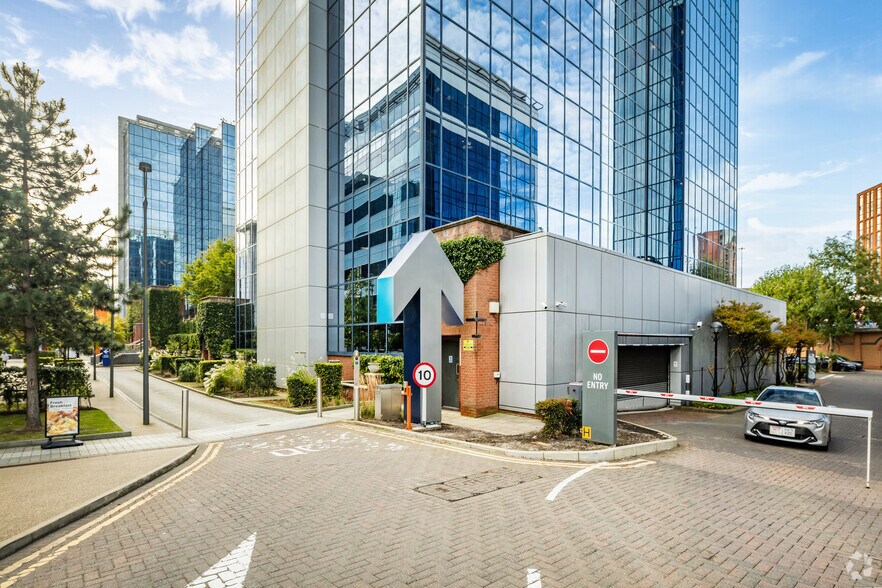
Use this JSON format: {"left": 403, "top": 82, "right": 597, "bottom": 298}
{"left": 433, "top": 217, "right": 524, "bottom": 417}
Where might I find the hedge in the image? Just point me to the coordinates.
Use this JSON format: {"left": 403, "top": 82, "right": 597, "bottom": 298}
{"left": 199, "top": 360, "right": 227, "bottom": 381}
{"left": 179, "top": 319, "right": 198, "bottom": 334}
{"left": 236, "top": 349, "right": 257, "bottom": 363}
{"left": 286, "top": 369, "right": 316, "bottom": 406}
{"left": 439, "top": 236, "right": 505, "bottom": 283}
{"left": 0, "top": 367, "right": 26, "bottom": 411}
{"left": 314, "top": 362, "right": 343, "bottom": 397}
{"left": 156, "top": 355, "right": 175, "bottom": 376}
{"left": 244, "top": 364, "right": 276, "bottom": 394}
{"left": 534, "top": 398, "right": 581, "bottom": 437}
{"left": 168, "top": 333, "right": 200, "bottom": 355}
{"left": 174, "top": 357, "right": 200, "bottom": 375}
{"left": 360, "top": 354, "right": 404, "bottom": 384}
{"left": 148, "top": 288, "right": 182, "bottom": 348}
{"left": 196, "top": 300, "right": 235, "bottom": 359}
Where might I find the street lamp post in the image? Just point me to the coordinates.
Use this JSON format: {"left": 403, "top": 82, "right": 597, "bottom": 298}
{"left": 109, "top": 259, "right": 115, "bottom": 398}
{"left": 711, "top": 321, "right": 723, "bottom": 395}
{"left": 139, "top": 161, "right": 152, "bottom": 425}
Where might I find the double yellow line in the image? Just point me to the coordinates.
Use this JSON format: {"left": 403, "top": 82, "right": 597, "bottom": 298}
{"left": 0, "top": 442, "right": 223, "bottom": 587}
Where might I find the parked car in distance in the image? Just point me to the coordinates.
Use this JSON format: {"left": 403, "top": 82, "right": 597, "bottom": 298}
{"left": 743, "top": 386, "right": 831, "bottom": 450}
{"left": 831, "top": 355, "right": 862, "bottom": 372}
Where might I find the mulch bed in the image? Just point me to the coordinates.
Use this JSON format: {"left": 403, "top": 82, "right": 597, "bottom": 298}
{"left": 364, "top": 419, "right": 666, "bottom": 451}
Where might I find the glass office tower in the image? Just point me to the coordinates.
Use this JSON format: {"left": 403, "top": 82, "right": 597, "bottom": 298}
{"left": 118, "top": 116, "right": 235, "bottom": 299}
{"left": 244, "top": 0, "right": 738, "bottom": 361}
{"left": 236, "top": 0, "right": 258, "bottom": 349}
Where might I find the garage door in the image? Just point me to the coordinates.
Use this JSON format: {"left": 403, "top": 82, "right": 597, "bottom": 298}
{"left": 617, "top": 346, "right": 670, "bottom": 410}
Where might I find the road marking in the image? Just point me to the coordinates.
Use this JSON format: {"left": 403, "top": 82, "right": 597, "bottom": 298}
{"left": 0, "top": 443, "right": 223, "bottom": 587}
{"left": 187, "top": 533, "right": 256, "bottom": 588}
{"left": 545, "top": 459, "right": 653, "bottom": 501}
{"left": 527, "top": 568, "right": 542, "bottom": 587}
{"left": 341, "top": 424, "right": 592, "bottom": 469}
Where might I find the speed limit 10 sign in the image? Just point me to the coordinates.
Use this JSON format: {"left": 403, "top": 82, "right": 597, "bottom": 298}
{"left": 413, "top": 362, "right": 437, "bottom": 389}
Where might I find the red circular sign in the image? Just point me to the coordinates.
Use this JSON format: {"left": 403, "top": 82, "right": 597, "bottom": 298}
{"left": 587, "top": 339, "right": 610, "bottom": 364}
{"left": 413, "top": 362, "right": 437, "bottom": 388}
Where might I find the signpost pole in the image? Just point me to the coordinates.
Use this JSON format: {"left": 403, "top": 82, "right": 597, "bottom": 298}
{"left": 868, "top": 415, "right": 873, "bottom": 489}
{"left": 353, "top": 349, "right": 360, "bottom": 421}
{"left": 317, "top": 376, "right": 322, "bottom": 418}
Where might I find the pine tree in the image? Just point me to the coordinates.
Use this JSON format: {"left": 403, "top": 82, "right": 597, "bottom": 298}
{"left": 0, "top": 63, "right": 125, "bottom": 429}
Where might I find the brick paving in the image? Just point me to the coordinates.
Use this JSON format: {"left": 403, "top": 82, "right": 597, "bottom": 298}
{"left": 0, "top": 412, "right": 880, "bottom": 587}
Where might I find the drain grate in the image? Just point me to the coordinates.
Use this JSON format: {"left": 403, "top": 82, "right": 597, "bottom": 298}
{"left": 414, "top": 467, "right": 542, "bottom": 502}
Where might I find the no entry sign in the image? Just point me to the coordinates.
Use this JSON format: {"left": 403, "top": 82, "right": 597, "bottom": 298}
{"left": 587, "top": 339, "right": 610, "bottom": 364}
{"left": 413, "top": 362, "right": 437, "bottom": 389}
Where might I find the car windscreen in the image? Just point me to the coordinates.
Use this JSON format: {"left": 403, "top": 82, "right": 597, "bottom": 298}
{"left": 756, "top": 389, "right": 821, "bottom": 406}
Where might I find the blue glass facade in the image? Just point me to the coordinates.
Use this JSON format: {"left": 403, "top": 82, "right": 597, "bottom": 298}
{"left": 119, "top": 116, "right": 235, "bottom": 297}
{"left": 266, "top": 0, "right": 737, "bottom": 354}
{"left": 236, "top": 0, "right": 258, "bottom": 349}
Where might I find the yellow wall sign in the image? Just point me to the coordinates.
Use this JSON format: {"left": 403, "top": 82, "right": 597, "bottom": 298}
{"left": 462, "top": 339, "right": 475, "bottom": 351}
{"left": 581, "top": 426, "right": 592, "bottom": 440}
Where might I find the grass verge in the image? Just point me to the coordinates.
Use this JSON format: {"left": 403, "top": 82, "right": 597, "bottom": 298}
{"left": 0, "top": 409, "right": 123, "bottom": 442}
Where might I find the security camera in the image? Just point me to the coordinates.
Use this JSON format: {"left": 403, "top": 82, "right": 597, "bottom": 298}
{"left": 696, "top": 321, "right": 702, "bottom": 328}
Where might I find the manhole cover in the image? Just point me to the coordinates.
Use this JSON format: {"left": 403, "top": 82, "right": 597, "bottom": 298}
{"left": 414, "top": 468, "right": 542, "bottom": 502}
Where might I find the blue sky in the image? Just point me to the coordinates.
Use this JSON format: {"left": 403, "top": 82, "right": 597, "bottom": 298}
{"left": 3, "top": 0, "right": 881, "bottom": 287}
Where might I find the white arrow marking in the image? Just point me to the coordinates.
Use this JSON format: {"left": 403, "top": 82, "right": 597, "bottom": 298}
{"left": 545, "top": 459, "right": 653, "bottom": 501}
{"left": 187, "top": 533, "right": 256, "bottom": 588}
{"left": 527, "top": 568, "right": 542, "bottom": 587}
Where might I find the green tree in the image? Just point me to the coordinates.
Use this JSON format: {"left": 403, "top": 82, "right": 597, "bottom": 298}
{"left": 0, "top": 63, "right": 125, "bottom": 429}
{"left": 179, "top": 238, "right": 235, "bottom": 305}
{"left": 714, "top": 301, "right": 778, "bottom": 391}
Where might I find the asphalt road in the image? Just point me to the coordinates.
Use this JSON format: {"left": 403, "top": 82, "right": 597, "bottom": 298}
{"left": 98, "top": 366, "right": 303, "bottom": 431}
{"left": 1, "top": 372, "right": 881, "bottom": 587}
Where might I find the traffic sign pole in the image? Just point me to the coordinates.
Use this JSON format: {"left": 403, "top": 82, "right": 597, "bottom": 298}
{"left": 412, "top": 362, "right": 437, "bottom": 427}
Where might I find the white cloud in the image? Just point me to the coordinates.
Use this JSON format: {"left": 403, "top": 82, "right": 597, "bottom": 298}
{"left": 86, "top": 0, "right": 164, "bottom": 25}
{"left": 50, "top": 25, "right": 233, "bottom": 105}
{"left": 35, "top": 0, "right": 76, "bottom": 10}
{"left": 0, "top": 13, "right": 41, "bottom": 64}
{"left": 741, "top": 51, "right": 827, "bottom": 106}
{"left": 187, "top": 0, "right": 236, "bottom": 19}
{"left": 50, "top": 44, "right": 136, "bottom": 87}
{"left": 740, "top": 161, "right": 849, "bottom": 194}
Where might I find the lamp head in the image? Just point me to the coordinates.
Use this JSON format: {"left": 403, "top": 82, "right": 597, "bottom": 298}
{"left": 138, "top": 162, "right": 152, "bottom": 173}
{"left": 711, "top": 321, "right": 723, "bottom": 334}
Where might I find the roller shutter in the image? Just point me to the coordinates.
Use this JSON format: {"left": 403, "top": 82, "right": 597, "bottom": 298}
{"left": 617, "top": 346, "right": 670, "bottom": 410}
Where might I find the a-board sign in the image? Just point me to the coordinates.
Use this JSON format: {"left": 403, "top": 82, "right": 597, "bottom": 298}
{"left": 413, "top": 362, "right": 437, "bottom": 389}
{"left": 46, "top": 396, "right": 80, "bottom": 438}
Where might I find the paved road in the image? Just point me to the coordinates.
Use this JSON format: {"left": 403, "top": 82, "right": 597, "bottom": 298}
{"left": 1, "top": 374, "right": 881, "bottom": 587}
{"left": 99, "top": 366, "right": 304, "bottom": 431}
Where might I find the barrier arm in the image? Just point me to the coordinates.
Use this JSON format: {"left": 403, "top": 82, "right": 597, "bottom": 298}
{"left": 618, "top": 389, "right": 874, "bottom": 489}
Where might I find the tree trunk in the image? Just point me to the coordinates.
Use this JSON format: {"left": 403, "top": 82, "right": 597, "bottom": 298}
{"left": 24, "top": 320, "right": 40, "bottom": 430}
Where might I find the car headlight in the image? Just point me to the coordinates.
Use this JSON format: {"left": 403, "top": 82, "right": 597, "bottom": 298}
{"left": 746, "top": 410, "right": 758, "bottom": 420}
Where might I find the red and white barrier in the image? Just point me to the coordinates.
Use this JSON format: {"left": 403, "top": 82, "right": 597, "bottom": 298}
{"left": 617, "top": 388, "right": 875, "bottom": 489}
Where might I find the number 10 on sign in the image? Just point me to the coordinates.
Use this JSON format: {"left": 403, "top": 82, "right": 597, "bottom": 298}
{"left": 413, "top": 362, "right": 436, "bottom": 389}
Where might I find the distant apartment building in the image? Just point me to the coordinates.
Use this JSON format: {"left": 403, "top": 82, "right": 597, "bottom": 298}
{"left": 118, "top": 116, "right": 235, "bottom": 301}
{"left": 857, "top": 182, "right": 882, "bottom": 257}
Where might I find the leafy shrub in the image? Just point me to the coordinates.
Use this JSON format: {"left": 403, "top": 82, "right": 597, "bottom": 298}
{"left": 314, "top": 362, "right": 343, "bottom": 398}
{"left": 534, "top": 398, "right": 581, "bottom": 437}
{"left": 360, "top": 400, "right": 375, "bottom": 420}
{"left": 360, "top": 354, "right": 404, "bottom": 384}
{"left": 199, "top": 360, "right": 226, "bottom": 381}
{"left": 53, "top": 358, "right": 83, "bottom": 366}
{"left": 196, "top": 300, "right": 235, "bottom": 359}
{"left": 40, "top": 364, "right": 92, "bottom": 400}
{"left": 439, "top": 235, "right": 505, "bottom": 283}
{"left": 168, "top": 333, "right": 200, "bottom": 356}
{"left": 244, "top": 364, "right": 276, "bottom": 395}
{"left": 159, "top": 355, "right": 175, "bottom": 376}
{"left": 236, "top": 349, "right": 257, "bottom": 363}
{"left": 179, "top": 319, "right": 198, "bottom": 334}
{"left": 0, "top": 367, "right": 26, "bottom": 411}
{"left": 204, "top": 361, "right": 245, "bottom": 396}
{"left": 177, "top": 362, "right": 198, "bottom": 383}
{"left": 148, "top": 288, "right": 182, "bottom": 348}
{"left": 174, "top": 357, "right": 199, "bottom": 375}
{"left": 286, "top": 368, "right": 317, "bottom": 407}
